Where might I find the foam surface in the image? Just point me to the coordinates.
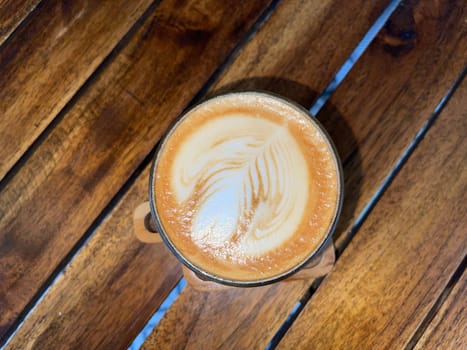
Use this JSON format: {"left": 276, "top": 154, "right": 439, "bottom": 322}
{"left": 155, "top": 93, "right": 339, "bottom": 281}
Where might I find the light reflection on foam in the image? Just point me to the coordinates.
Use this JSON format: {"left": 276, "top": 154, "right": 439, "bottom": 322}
{"left": 155, "top": 93, "right": 339, "bottom": 280}
{"left": 172, "top": 116, "right": 309, "bottom": 259}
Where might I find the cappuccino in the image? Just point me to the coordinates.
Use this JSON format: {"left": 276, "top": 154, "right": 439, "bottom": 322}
{"left": 153, "top": 92, "right": 340, "bottom": 282}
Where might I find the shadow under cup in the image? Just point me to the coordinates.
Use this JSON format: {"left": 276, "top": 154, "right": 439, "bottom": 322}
{"left": 145, "top": 92, "right": 344, "bottom": 287}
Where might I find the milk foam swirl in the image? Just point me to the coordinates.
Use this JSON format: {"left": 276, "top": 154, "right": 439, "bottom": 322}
{"left": 171, "top": 115, "right": 309, "bottom": 260}
{"left": 155, "top": 93, "right": 340, "bottom": 281}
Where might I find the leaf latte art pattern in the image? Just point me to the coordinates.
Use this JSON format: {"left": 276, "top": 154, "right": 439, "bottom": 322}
{"left": 171, "top": 116, "right": 309, "bottom": 260}
{"left": 155, "top": 92, "right": 339, "bottom": 281}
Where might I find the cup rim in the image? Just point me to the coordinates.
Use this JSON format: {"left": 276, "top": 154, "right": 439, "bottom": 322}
{"left": 148, "top": 91, "right": 344, "bottom": 287}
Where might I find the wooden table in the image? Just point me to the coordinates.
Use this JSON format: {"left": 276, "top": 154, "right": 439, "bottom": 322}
{"left": 0, "top": 0, "right": 465, "bottom": 349}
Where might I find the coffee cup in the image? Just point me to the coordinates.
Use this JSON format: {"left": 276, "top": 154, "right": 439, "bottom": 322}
{"left": 134, "top": 92, "right": 343, "bottom": 289}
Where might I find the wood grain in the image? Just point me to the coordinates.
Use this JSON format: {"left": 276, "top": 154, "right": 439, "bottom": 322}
{"left": 5, "top": 167, "right": 182, "bottom": 349}
{"left": 0, "top": 0, "right": 272, "bottom": 343}
{"left": 0, "top": 0, "right": 40, "bottom": 46}
{"left": 0, "top": 2, "right": 388, "bottom": 347}
{"left": 322, "top": 0, "right": 466, "bottom": 248}
{"left": 0, "top": 0, "right": 155, "bottom": 181}
{"left": 414, "top": 268, "right": 467, "bottom": 350}
{"left": 211, "top": 0, "right": 389, "bottom": 105}
{"left": 2, "top": 0, "right": 391, "bottom": 346}
{"left": 143, "top": 1, "right": 467, "bottom": 348}
{"left": 278, "top": 75, "right": 467, "bottom": 350}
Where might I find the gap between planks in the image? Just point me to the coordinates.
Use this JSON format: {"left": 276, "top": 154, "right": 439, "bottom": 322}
{"left": 0, "top": 0, "right": 42, "bottom": 48}
{"left": 0, "top": 0, "right": 281, "bottom": 347}
{"left": 268, "top": 65, "right": 467, "bottom": 349}
{"left": 405, "top": 254, "right": 467, "bottom": 350}
{"left": 133, "top": 0, "right": 406, "bottom": 348}
{"left": 0, "top": 0, "right": 163, "bottom": 193}
{"left": 0, "top": 1, "right": 163, "bottom": 344}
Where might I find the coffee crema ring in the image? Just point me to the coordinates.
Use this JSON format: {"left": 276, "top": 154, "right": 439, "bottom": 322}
{"left": 153, "top": 92, "right": 341, "bottom": 282}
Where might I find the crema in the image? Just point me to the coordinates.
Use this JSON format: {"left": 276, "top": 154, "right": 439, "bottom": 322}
{"left": 154, "top": 92, "right": 340, "bottom": 281}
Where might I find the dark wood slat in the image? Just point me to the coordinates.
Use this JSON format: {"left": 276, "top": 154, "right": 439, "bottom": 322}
{"left": 0, "top": 0, "right": 40, "bottom": 46}
{"left": 2, "top": 0, "right": 392, "bottom": 347}
{"left": 414, "top": 268, "right": 467, "bottom": 350}
{"left": 5, "top": 167, "right": 182, "bottom": 349}
{"left": 0, "top": 0, "right": 155, "bottom": 181}
{"left": 142, "top": 1, "right": 467, "bottom": 348}
{"left": 278, "top": 76, "right": 467, "bottom": 350}
{"left": 0, "top": 0, "right": 272, "bottom": 343}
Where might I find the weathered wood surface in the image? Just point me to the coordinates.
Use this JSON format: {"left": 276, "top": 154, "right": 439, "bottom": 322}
{"left": 4, "top": 167, "right": 182, "bottom": 349}
{"left": 278, "top": 76, "right": 467, "bottom": 350}
{"left": 414, "top": 268, "right": 466, "bottom": 350}
{"left": 0, "top": 0, "right": 40, "bottom": 46}
{"left": 0, "top": 0, "right": 272, "bottom": 342}
{"left": 1, "top": 0, "right": 390, "bottom": 346}
{"left": 0, "top": 0, "right": 157, "bottom": 181}
{"left": 2, "top": 0, "right": 465, "bottom": 348}
{"left": 143, "top": 1, "right": 467, "bottom": 348}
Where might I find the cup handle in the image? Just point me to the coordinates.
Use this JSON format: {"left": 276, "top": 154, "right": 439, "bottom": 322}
{"left": 285, "top": 241, "right": 335, "bottom": 281}
{"left": 182, "top": 266, "right": 231, "bottom": 291}
{"left": 133, "top": 202, "right": 162, "bottom": 243}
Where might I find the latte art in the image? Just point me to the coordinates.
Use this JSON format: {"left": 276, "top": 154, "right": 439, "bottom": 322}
{"left": 173, "top": 116, "right": 309, "bottom": 259}
{"left": 155, "top": 93, "right": 340, "bottom": 281}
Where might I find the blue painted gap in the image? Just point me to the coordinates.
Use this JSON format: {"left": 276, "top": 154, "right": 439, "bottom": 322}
{"left": 125, "top": 2, "right": 284, "bottom": 349}
{"left": 0, "top": 196, "right": 146, "bottom": 349}
{"left": 189, "top": 0, "right": 282, "bottom": 104}
{"left": 266, "top": 66, "right": 466, "bottom": 350}
{"left": 340, "top": 65, "right": 466, "bottom": 253}
{"left": 266, "top": 275, "right": 324, "bottom": 349}
{"left": 0, "top": 0, "right": 164, "bottom": 193}
{"left": 265, "top": 302, "right": 302, "bottom": 350}
{"left": 309, "top": 0, "right": 402, "bottom": 116}
{"left": 128, "top": 278, "right": 187, "bottom": 350}
{"left": 265, "top": 277, "right": 324, "bottom": 349}
{"left": 406, "top": 254, "right": 467, "bottom": 349}
{"left": 265, "top": 0, "right": 402, "bottom": 347}
{"left": 124, "top": 2, "right": 285, "bottom": 348}
{"left": 0, "top": 1, "right": 283, "bottom": 348}
{"left": 1, "top": 272, "right": 65, "bottom": 350}
{"left": 128, "top": 15, "right": 465, "bottom": 350}
{"left": 266, "top": 65, "right": 466, "bottom": 349}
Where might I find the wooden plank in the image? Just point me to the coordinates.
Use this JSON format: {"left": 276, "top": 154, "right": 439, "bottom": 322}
{"left": 0, "top": 0, "right": 40, "bottom": 46}
{"left": 0, "top": 0, "right": 155, "bottom": 181}
{"left": 211, "top": 0, "right": 390, "bottom": 103}
{"left": 414, "top": 269, "right": 467, "bottom": 350}
{"left": 278, "top": 76, "right": 467, "bottom": 350}
{"left": 1, "top": 0, "right": 393, "bottom": 347}
{"left": 143, "top": 1, "right": 467, "bottom": 349}
{"left": 5, "top": 167, "right": 183, "bottom": 349}
{"left": 0, "top": 0, "right": 273, "bottom": 343}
